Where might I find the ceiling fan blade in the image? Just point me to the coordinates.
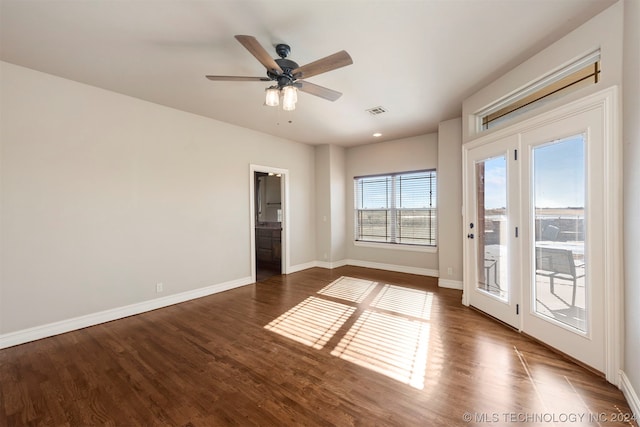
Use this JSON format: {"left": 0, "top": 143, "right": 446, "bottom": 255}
{"left": 234, "top": 35, "right": 283, "bottom": 76}
{"left": 296, "top": 80, "right": 343, "bottom": 101}
{"left": 292, "top": 50, "right": 353, "bottom": 79}
{"left": 206, "top": 75, "right": 271, "bottom": 82}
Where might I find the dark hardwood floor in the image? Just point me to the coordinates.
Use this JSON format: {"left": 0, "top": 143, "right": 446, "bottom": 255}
{"left": 0, "top": 266, "right": 636, "bottom": 426}
{"left": 255, "top": 262, "right": 281, "bottom": 283}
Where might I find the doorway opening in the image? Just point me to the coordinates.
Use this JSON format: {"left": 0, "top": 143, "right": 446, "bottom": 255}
{"left": 254, "top": 172, "right": 282, "bottom": 281}
{"left": 462, "top": 87, "right": 621, "bottom": 382}
{"left": 250, "top": 165, "right": 289, "bottom": 283}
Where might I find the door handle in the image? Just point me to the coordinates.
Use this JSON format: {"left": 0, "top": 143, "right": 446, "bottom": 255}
{"left": 467, "top": 233, "right": 474, "bottom": 239}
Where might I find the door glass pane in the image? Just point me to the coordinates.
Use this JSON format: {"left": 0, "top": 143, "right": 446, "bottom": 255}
{"left": 476, "top": 155, "right": 508, "bottom": 300}
{"left": 533, "top": 134, "right": 586, "bottom": 332}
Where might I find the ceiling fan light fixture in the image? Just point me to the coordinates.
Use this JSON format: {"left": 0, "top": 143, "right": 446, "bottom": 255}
{"left": 265, "top": 86, "right": 280, "bottom": 107}
{"left": 282, "top": 99, "right": 295, "bottom": 111}
{"left": 207, "top": 36, "right": 352, "bottom": 112}
{"left": 282, "top": 85, "right": 298, "bottom": 111}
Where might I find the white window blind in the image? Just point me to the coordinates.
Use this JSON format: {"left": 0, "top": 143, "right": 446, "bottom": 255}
{"left": 354, "top": 170, "right": 436, "bottom": 246}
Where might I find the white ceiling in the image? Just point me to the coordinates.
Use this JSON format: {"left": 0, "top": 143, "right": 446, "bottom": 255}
{"left": 0, "top": 0, "right": 616, "bottom": 147}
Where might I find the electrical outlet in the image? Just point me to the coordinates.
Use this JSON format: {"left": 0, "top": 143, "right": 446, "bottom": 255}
{"left": 156, "top": 283, "right": 163, "bottom": 293}
{"left": 447, "top": 267, "right": 453, "bottom": 276}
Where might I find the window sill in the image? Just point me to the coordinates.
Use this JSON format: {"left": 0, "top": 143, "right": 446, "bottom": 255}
{"left": 353, "top": 241, "right": 437, "bottom": 253}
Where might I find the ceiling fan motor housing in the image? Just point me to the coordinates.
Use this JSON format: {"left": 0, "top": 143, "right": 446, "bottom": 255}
{"left": 275, "top": 43, "right": 291, "bottom": 58}
{"left": 270, "top": 56, "right": 299, "bottom": 87}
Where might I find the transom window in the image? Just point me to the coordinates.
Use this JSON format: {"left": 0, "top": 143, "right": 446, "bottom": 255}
{"left": 477, "top": 50, "right": 601, "bottom": 131}
{"left": 354, "top": 170, "right": 437, "bottom": 246}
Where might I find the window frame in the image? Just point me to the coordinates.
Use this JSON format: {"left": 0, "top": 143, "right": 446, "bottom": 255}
{"left": 353, "top": 169, "right": 437, "bottom": 250}
{"left": 475, "top": 50, "right": 601, "bottom": 133}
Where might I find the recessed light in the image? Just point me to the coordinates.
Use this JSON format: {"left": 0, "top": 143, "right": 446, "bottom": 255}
{"left": 373, "top": 132, "right": 382, "bottom": 137}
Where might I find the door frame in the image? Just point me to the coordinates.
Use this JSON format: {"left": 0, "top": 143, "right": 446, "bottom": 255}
{"left": 249, "top": 164, "right": 290, "bottom": 283}
{"left": 462, "top": 86, "right": 622, "bottom": 384}
{"left": 463, "top": 134, "right": 522, "bottom": 329}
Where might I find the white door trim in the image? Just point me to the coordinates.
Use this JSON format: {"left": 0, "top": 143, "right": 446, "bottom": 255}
{"left": 462, "top": 86, "right": 622, "bottom": 384}
{"left": 463, "top": 135, "right": 521, "bottom": 329}
{"left": 249, "top": 164, "right": 290, "bottom": 283}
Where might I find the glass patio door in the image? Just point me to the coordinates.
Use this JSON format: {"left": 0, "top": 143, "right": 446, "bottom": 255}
{"left": 530, "top": 135, "right": 586, "bottom": 330}
{"left": 463, "top": 96, "right": 611, "bottom": 374}
{"left": 519, "top": 107, "right": 606, "bottom": 372}
{"left": 465, "top": 135, "right": 520, "bottom": 329}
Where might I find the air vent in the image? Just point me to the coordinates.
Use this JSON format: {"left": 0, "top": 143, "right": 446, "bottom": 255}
{"left": 366, "top": 106, "right": 388, "bottom": 116}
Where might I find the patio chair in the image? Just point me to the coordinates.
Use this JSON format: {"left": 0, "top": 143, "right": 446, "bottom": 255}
{"left": 535, "top": 247, "right": 585, "bottom": 306}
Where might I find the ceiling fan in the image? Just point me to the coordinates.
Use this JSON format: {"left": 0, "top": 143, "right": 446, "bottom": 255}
{"left": 206, "top": 35, "right": 353, "bottom": 110}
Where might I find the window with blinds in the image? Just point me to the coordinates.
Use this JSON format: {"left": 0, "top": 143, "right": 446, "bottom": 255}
{"left": 354, "top": 170, "right": 437, "bottom": 246}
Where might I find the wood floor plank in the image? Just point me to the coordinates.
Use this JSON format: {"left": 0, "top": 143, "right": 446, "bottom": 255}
{"left": 0, "top": 266, "right": 636, "bottom": 426}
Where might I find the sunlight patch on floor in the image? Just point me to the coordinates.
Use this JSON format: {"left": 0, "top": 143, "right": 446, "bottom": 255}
{"left": 264, "top": 277, "right": 434, "bottom": 389}
{"left": 371, "top": 284, "right": 433, "bottom": 320}
{"left": 331, "top": 310, "right": 430, "bottom": 389}
{"left": 318, "top": 276, "right": 378, "bottom": 303}
{"left": 264, "top": 297, "right": 355, "bottom": 349}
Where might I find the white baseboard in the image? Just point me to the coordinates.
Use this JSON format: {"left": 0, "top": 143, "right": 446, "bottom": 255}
{"left": 620, "top": 370, "right": 640, "bottom": 420}
{"left": 1, "top": 259, "right": 440, "bottom": 349}
{"left": 438, "top": 278, "right": 463, "bottom": 290}
{"left": 314, "top": 259, "right": 348, "bottom": 270}
{"left": 289, "top": 259, "right": 438, "bottom": 277}
{"left": 0, "top": 276, "right": 253, "bottom": 349}
{"left": 287, "top": 261, "right": 318, "bottom": 274}
{"left": 343, "top": 259, "right": 438, "bottom": 277}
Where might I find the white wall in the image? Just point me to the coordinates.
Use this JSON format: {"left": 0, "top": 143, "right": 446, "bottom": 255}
{"left": 315, "top": 145, "right": 332, "bottom": 264}
{"left": 462, "top": 1, "right": 623, "bottom": 143}
{"left": 345, "top": 134, "right": 439, "bottom": 274}
{"left": 622, "top": 0, "right": 640, "bottom": 414}
{"left": 315, "top": 144, "right": 347, "bottom": 266}
{"left": 329, "top": 145, "right": 347, "bottom": 262}
{"left": 437, "top": 118, "right": 463, "bottom": 288}
{"left": 460, "top": 0, "right": 638, "bottom": 405}
{"left": 0, "top": 61, "right": 317, "bottom": 336}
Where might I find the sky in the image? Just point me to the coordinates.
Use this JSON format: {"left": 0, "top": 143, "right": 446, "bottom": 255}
{"left": 483, "top": 134, "right": 585, "bottom": 209}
